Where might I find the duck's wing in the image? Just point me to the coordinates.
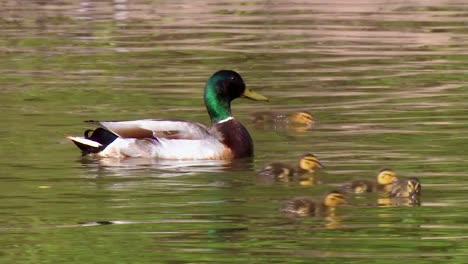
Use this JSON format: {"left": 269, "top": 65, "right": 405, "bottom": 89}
{"left": 86, "top": 119, "right": 212, "bottom": 140}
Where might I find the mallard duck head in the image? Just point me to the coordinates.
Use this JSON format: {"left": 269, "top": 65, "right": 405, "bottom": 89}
{"left": 204, "top": 70, "right": 268, "bottom": 123}
{"left": 407, "top": 177, "right": 422, "bottom": 198}
{"left": 323, "top": 191, "right": 347, "bottom": 207}
{"left": 298, "top": 153, "right": 323, "bottom": 172}
{"left": 376, "top": 168, "right": 397, "bottom": 185}
{"left": 288, "top": 111, "right": 315, "bottom": 126}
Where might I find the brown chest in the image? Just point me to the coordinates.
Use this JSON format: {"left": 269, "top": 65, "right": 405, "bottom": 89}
{"left": 212, "top": 119, "right": 254, "bottom": 158}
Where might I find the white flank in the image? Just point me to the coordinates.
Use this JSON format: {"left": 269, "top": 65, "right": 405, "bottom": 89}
{"left": 96, "top": 137, "right": 227, "bottom": 160}
{"left": 154, "top": 138, "right": 227, "bottom": 159}
{"left": 67, "top": 136, "right": 102, "bottom": 148}
{"left": 70, "top": 119, "right": 231, "bottom": 159}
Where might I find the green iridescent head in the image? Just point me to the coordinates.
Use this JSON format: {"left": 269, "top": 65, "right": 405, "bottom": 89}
{"left": 204, "top": 70, "right": 268, "bottom": 123}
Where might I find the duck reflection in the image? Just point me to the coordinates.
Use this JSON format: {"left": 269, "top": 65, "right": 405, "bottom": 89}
{"left": 378, "top": 196, "right": 421, "bottom": 207}
{"left": 78, "top": 156, "right": 254, "bottom": 177}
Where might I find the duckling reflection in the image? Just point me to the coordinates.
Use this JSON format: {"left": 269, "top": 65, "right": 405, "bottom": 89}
{"left": 280, "top": 191, "right": 347, "bottom": 217}
{"left": 378, "top": 196, "right": 421, "bottom": 206}
{"left": 251, "top": 110, "right": 315, "bottom": 131}
{"left": 257, "top": 153, "right": 323, "bottom": 185}
{"left": 340, "top": 168, "right": 397, "bottom": 194}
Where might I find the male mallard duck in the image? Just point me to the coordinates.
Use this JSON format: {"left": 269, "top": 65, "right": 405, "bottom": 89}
{"left": 68, "top": 70, "right": 268, "bottom": 159}
{"left": 257, "top": 153, "right": 323, "bottom": 183}
{"left": 390, "top": 177, "right": 421, "bottom": 198}
{"left": 251, "top": 110, "right": 315, "bottom": 131}
{"left": 280, "top": 191, "right": 347, "bottom": 217}
{"left": 341, "top": 168, "right": 397, "bottom": 194}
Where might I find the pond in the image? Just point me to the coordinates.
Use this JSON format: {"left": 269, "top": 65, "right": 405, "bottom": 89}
{"left": 1, "top": 0, "right": 468, "bottom": 263}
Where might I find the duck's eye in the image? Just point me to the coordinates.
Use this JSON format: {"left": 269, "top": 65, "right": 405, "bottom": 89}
{"left": 229, "top": 76, "right": 236, "bottom": 81}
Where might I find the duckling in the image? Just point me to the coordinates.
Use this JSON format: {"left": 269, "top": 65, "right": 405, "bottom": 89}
{"left": 390, "top": 177, "right": 421, "bottom": 198}
{"left": 378, "top": 178, "right": 421, "bottom": 206}
{"left": 251, "top": 110, "right": 315, "bottom": 131}
{"left": 287, "top": 111, "right": 315, "bottom": 128}
{"left": 296, "top": 153, "right": 324, "bottom": 186}
{"left": 257, "top": 153, "right": 323, "bottom": 184}
{"left": 280, "top": 191, "right": 347, "bottom": 217}
{"left": 297, "top": 153, "right": 323, "bottom": 174}
{"left": 257, "top": 162, "right": 295, "bottom": 182}
{"left": 341, "top": 168, "right": 397, "bottom": 194}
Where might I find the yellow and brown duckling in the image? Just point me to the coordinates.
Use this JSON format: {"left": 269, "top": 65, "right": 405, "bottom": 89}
{"left": 251, "top": 110, "right": 315, "bottom": 131}
{"left": 257, "top": 153, "right": 323, "bottom": 184}
{"left": 390, "top": 177, "right": 421, "bottom": 198}
{"left": 379, "top": 178, "right": 422, "bottom": 206}
{"left": 341, "top": 168, "right": 398, "bottom": 194}
{"left": 280, "top": 191, "right": 347, "bottom": 217}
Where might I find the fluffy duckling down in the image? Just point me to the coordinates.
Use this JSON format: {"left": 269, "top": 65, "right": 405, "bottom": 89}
{"left": 257, "top": 153, "right": 323, "bottom": 184}
{"left": 251, "top": 110, "right": 315, "bottom": 131}
{"left": 340, "top": 168, "right": 397, "bottom": 194}
{"left": 280, "top": 191, "right": 347, "bottom": 217}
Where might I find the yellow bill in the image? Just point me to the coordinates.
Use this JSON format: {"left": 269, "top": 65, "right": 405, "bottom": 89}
{"left": 242, "top": 88, "right": 269, "bottom": 101}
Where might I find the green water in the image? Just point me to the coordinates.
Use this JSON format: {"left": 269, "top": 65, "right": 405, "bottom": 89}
{"left": 1, "top": 0, "right": 468, "bottom": 263}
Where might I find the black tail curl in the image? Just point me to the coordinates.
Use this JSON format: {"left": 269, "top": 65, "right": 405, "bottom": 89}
{"left": 73, "top": 128, "right": 118, "bottom": 156}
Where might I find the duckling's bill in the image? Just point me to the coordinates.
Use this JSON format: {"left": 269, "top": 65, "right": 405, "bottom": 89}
{"left": 242, "top": 88, "right": 269, "bottom": 101}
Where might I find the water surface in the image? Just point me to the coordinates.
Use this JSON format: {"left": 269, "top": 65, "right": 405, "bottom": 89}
{"left": 1, "top": 0, "right": 468, "bottom": 263}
